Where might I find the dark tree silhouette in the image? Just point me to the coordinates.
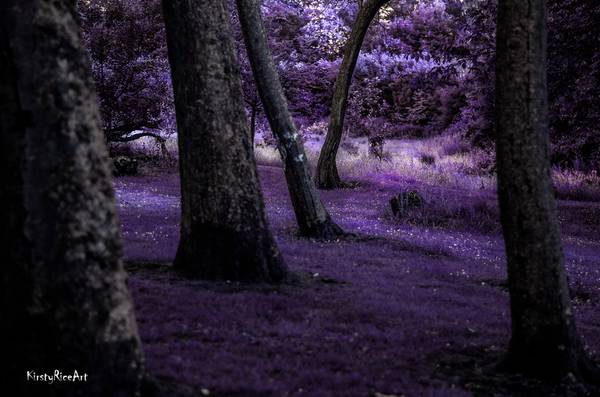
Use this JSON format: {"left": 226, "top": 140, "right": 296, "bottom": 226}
{"left": 236, "top": 0, "right": 345, "bottom": 239}
{"left": 316, "top": 0, "right": 390, "bottom": 189}
{"left": 495, "top": 0, "right": 598, "bottom": 381}
{"left": 0, "top": 1, "right": 144, "bottom": 396}
{"left": 77, "top": 0, "right": 171, "bottom": 148}
{"left": 162, "top": 0, "right": 287, "bottom": 281}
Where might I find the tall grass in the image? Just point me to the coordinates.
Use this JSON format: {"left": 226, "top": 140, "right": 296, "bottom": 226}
{"left": 553, "top": 169, "right": 600, "bottom": 202}
{"left": 255, "top": 133, "right": 497, "bottom": 192}
{"left": 125, "top": 130, "right": 600, "bottom": 202}
{"left": 255, "top": 131, "right": 600, "bottom": 202}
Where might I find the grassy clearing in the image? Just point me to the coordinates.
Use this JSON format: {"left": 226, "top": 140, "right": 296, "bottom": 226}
{"left": 254, "top": 132, "right": 600, "bottom": 203}
{"left": 252, "top": 132, "right": 599, "bottom": 234}
{"left": 119, "top": 130, "right": 600, "bottom": 204}
{"left": 255, "top": 134, "right": 497, "bottom": 191}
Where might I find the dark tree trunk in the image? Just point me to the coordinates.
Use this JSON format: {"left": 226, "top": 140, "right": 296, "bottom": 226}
{"left": 315, "top": 0, "right": 389, "bottom": 189}
{"left": 496, "top": 0, "right": 598, "bottom": 381}
{"left": 368, "top": 136, "right": 385, "bottom": 160}
{"left": 162, "top": 0, "right": 287, "bottom": 281}
{"left": 236, "top": 0, "right": 345, "bottom": 239}
{"left": 250, "top": 102, "right": 258, "bottom": 143}
{"left": 0, "top": 1, "right": 144, "bottom": 396}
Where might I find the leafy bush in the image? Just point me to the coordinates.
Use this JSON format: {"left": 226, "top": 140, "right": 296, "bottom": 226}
{"left": 548, "top": 0, "right": 600, "bottom": 172}
{"left": 78, "top": 0, "right": 174, "bottom": 145}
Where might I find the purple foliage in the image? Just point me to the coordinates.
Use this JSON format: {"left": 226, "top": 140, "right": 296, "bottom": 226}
{"left": 78, "top": 0, "right": 175, "bottom": 142}
{"left": 548, "top": 0, "right": 600, "bottom": 172}
{"left": 79, "top": 0, "right": 599, "bottom": 169}
{"left": 8, "top": 1, "right": 598, "bottom": 395}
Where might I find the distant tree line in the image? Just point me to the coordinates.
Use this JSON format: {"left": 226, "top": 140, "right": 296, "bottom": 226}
{"left": 78, "top": 0, "right": 600, "bottom": 175}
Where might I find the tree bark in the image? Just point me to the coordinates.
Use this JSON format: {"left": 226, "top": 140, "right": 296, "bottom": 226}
{"left": 496, "top": 0, "right": 598, "bottom": 381}
{"left": 162, "top": 0, "right": 287, "bottom": 281}
{"left": 250, "top": 102, "right": 258, "bottom": 143}
{"left": 236, "top": 0, "right": 345, "bottom": 239}
{"left": 0, "top": 1, "right": 144, "bottom": 396}
{"left": 315, "top": 0, "right": 389, "bottom": 189}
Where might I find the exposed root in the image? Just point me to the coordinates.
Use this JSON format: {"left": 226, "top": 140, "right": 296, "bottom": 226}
{"left": 436, "top": 346, "right": 600, "bottom": 397}
{"left": 497, "top": 345, "right": 600, "bottom": 394}
{"left": 300, "top": 218, "right": 353, "bottom": 241}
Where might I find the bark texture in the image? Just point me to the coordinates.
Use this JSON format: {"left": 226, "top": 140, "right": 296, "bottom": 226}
{"left": 0, "top": 1, "right": 144, "bottom": 396}
{"left": 496, "top": 0, "right": 598, "bottom": 381}
{"left": 236, "top": 0, "right": 345, "bottom": 239}
{"left": 315, "top": 0, "right": 389, "bottom": 189}
{"left": 163, "top": 0, "right": 287, "bottom": 281}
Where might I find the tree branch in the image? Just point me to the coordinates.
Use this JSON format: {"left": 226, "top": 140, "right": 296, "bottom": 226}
{"left": 109, "top": 132, "right": 165, "bottom": 143}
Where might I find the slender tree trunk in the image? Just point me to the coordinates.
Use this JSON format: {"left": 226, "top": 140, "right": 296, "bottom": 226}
{"left": 236, "top": 0, "right": 345, "bottom": 239}
{"left": 162, "top": 0, "right": 287, "bottom": 281}
{"left": 496, "top": 0, "right": 598, "bottom": 381}
{"left": 315, "top": 0, "right": 389, "bottom": 189}
{"left": 0, "top": 1, "right": 144, "bottom": 396}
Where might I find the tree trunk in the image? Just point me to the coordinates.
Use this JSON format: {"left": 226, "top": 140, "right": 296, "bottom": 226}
{"left": 0, "top": 1, "right": 144, "bottom": 396}
{"left": 496, "top": 0, "right": 598, "bottom": 381}
{"left": 368, "top": 136, "right": 385, "bottom": 160}
{"left": 162, "top": 0, "right": 287, "bottom": 282}
{"left": 315, "top": 0, "right": 389, "bottom": 189}
{"left": 250, "top": 102, "right": 258, "bottom": 143}
{"left": 236, "top": 0, "right": 345, "bottom": 239}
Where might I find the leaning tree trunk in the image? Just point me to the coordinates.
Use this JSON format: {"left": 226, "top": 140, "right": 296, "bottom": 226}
{"left": 315, "top": 0, "right": 389, "bottom": 189}
{"left": 0, "top": 1, "right": 144, "bottom": 396}
{"left": 496, "top": 0, "right": 598, "bottom": 381}
{"left": 162, "top": 0, "right": 287, "bottom": 282}
{"left": 236, "top": 0, "right": 345, "bottom": 239}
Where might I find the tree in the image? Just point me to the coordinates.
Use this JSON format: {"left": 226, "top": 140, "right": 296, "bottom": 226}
{"left": 495, "top": 0, "right": 598, "bottom": 381}
{"left": 547, "top": 0, "right": 600, "bottom": 172}
{"left": 162, "top": 0, "right": 287, "bottom": 282}
{"left": 236, "top": 0, "right": 345, "bottom": 239}
{"left": 78, "top": 0, "right": 174, "bottom": 148}
{"left": 316, "top": 0, "right": 390, "bottom": 189}
{"left": 0, "top": 0, "right": 144, "bottom": 395}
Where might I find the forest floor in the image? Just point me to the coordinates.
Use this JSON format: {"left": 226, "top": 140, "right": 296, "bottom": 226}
{"left": 116, "top": 151, "right": 600, "bottom": 396}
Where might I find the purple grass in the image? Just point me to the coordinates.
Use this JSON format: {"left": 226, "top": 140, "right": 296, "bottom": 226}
{"left": 115, "top": 163, "right": 600, "bottom": 397}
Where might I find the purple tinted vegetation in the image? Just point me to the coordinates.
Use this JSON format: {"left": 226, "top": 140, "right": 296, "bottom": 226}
{"left": 117, "top": 166, "right": 599, "bottom": 396}
{"left": 79, "top": 0, "right": 600, "bottom": 171}
{"left": 78, "top": 0, "right": 600, "bottom": 395}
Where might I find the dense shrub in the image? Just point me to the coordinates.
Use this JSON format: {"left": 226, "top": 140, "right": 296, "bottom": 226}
{"left": 78, "top": 0, "right": 174, "bottom": 144}
{"left": 548, "top": 0, "right": 600, "bottom": 172}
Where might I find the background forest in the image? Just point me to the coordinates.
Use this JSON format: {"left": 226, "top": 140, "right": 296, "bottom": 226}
{"left": 79, "top": 0, "right": 600, "bottom": 175}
